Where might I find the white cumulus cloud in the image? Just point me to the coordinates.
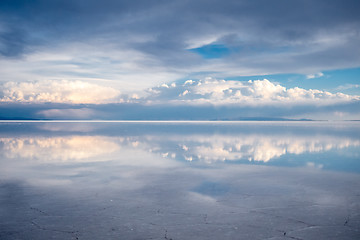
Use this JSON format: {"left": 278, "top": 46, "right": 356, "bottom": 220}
{"left": 1, "top": 78, "right": 359, "bottom": 107}
{"left": 0, "top": 80, "right": 121, "bottom": 104}
{"left": 147, "top": 78, "right": 359, "bottom": 106}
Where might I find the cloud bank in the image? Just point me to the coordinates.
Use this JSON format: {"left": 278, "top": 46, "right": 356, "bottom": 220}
{"left": 1, "top": 78, "right": 358, "bottom": 107}
{"left": 0, "top": 80, "right": 121, "bottom": 104}
{"left": 0, "top": 78, "right": 359, "bottom": 120}
{"left": 147, "top": 78, "right": 359, "bottom": 106}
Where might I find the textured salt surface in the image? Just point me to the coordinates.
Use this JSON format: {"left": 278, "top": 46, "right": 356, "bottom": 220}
{"left": 1, "top": 166, "right": 359, "bottom": 240}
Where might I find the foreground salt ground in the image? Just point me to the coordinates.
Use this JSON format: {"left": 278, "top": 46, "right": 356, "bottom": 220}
{"left": 1, "top": 165, "right": 359, "bottom": 240}
{"left": 0, "top": 122, "right": 359, "bottom": 239}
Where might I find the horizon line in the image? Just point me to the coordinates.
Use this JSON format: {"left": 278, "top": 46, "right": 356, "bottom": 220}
{"left": 1, "top": 119, "right": 358, "bottom": 123}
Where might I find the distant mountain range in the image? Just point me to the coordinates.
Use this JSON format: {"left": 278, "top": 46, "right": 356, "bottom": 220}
{"left": 211, "top": 117, "right": 315, "bottom": 121}
{"left": 0, "top": 116, "right": 316, "bottom": 121}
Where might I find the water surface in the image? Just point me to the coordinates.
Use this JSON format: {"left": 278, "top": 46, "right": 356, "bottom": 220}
{"left": 0, "top": 121, "right": 359, "bottom": 239}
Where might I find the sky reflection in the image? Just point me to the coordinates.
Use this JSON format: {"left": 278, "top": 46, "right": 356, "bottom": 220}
{"left": 149, "top": 134, "right": 360, "bottom": 163}
{"left": 1, "top": 122, "right": 360, "bottom": 239}
{"left": 0, "top": 121, "right": 359, "bottom": 171}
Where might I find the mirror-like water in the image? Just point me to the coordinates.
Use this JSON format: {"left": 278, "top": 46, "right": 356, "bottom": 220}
{"left": 0, "top": 122, "right": 359, "bottom": 239}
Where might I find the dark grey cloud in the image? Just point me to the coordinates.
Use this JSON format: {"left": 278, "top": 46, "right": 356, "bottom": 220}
{"left": 0, "top": 0, "right": 168, "bottom": 55}
{"left": 0, "top": 0, "right": 359, "bottom": 86}
{"left": 1, "top": 0, "right": 359, "bottom": 52}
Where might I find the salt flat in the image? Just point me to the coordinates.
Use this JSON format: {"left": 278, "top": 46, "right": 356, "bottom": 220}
{"left": 0, "top": 122, "right": 359, "bottom": 239}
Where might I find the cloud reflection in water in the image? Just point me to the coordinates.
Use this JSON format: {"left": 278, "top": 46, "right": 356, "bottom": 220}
{"left": 1, "top": 136, "right": 120, "bottom": 162}
{"left": 1, "top": 125, "right": 359, "bottom": 166}
{"left": 0, "top": 122, "right": 360, "bottom": 240}
{"left": 153, "top": 135, "right": 360, "bottom": 163}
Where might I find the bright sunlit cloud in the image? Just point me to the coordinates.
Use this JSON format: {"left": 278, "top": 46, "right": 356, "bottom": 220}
{"left": 0, "top": 80, "right": 121, "bottom": 104}
{"left": 0, "top": 78, "right": 359, "bottom": 120}
{"left": 147, "top": 78, "right": 360, "bottom": 106}
{"left": 2, "top": 78, "right": 358, "bottom": 106}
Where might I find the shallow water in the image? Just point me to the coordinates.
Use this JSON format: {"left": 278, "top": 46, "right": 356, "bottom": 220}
{"left": 0, "top": 121, "right": 360, "bottom": 239}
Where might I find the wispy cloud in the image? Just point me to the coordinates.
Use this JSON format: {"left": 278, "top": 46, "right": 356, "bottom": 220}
{"left": 306, "top": 72, "right": 324, "bottom": 79}
{"left": 334, "top": 83, "right": 360, "bottom": 91}
{"left": 38, "top": 108, "right": 97, "bottom": 119}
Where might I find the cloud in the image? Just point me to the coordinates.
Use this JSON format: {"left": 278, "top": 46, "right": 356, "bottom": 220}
{"left": 4, "top": 78, "right": 357, "bottom": 106}
{"left": 0, "top": 43, "right": 185, "bottom": 92}
{"left": 0, "top": 80, "right": 121, "bottom": 104}
{"left": 147, "top": 78, "right": 359, "bottom": 106}
{"left": 0, "top": 0, "right": 359, "bottom": 87}
{"left": 38, "top": 108, "right": 96, "bottom": 119}
{"left": 1, "top": 78, "right": 359, "bottom": 120}
{"left": 335, "top": 83, "right": 360, "bottom": 91}
{"left": 306, "top": 72, "right": 324, "bottom": 79}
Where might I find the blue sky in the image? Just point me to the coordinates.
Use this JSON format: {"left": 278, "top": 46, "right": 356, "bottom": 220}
{"left": 224, "top": 68, "right": 360, "bottom": 94}
{"left": 0, "top": 0, "right": 359, "bottom": 120}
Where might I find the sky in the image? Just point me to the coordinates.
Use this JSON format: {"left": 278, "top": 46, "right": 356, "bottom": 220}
{"left": 0, "top": 0, "right": 359, "bottom": 120}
